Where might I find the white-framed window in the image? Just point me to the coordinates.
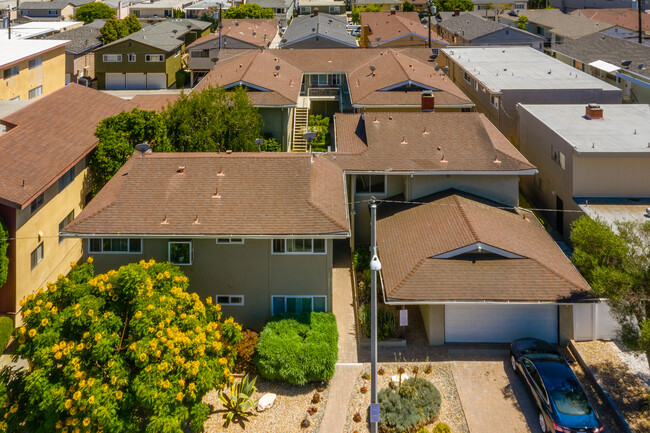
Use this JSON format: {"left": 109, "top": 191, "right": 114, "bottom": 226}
{"left": 59, "top": 211, "right": 74, "bottom": 244}
{"left": 28, "top": 56, "right": 42, "bottom": 69}
{"left": 216, "top": 295, "right": 245, "bottom": 306}
{"left": 48, "top": 9, "right": 58, "bottom": 15}
{"left": 58, "top": 166, "right": 75, "bottom": 192}
{"left": 127, "top": 53, "right": 136, "bottom": 62}
{"left": 31, "top": 243, "right": 44, "bottom": 270}
{"left": 490, "top": 95, "right": 500, "bottom": 109}
{"left": 216, "top": 238, "right": 244, "bottom": 244}
{"left": 28, "top": 86, "right": 42, "bottom": 100}
{"left": 169, "top": 240, "right": 192, "bottom": 265}
{"left": 355, "top": 175, "right": 386, "bottom": 194}
{"left": 89, "top": 238, "right": 142, "bottom": 253}
{"left": 3, "top": 66, "right": 19, "bottom": 79}
{"left": 272, "top": 295, "right": 327, "bottom": 315}
{"left": 514, "top": 3, "right": 525, "bottom": 8}
{"left": 272, "top": 239, "right": 326, "bottom": 254}
{"left": 145, "top": 54, "right": 164, "bottom": 62}
{"left": 463, "top": 70, "right": 472, "bottom": 84}
{"left": 330, "top": 6, "right": 340, "bottom": 14}
{"left": 103, "top": 54, "right": 122, "bottom": 62}
{"left": 551, "top": 148, "right": 566, "bottom": 169}
{"left": 30, "top": 193, "right": 44, "bottom": 214}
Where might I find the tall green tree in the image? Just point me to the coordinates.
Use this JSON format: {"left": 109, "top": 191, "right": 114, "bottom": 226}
{"left": 100, "top": 16, "right": 141, "bottom": 44}
{"left": 351, "top": 4, "right": 383, "bottom": 24}
{"left": 402, "top": 1, "right": 415, "bottom": 11}
{"left": 571, "top": 216, "right": 650, "bottom": 371}
{"left": 74, "top": 2, "right": 115, "bottom": 24}
{"left": 90, "top": 109, "right": 171, "bottom": 194}
{"left": 516, "top": 14, "right": 528, "bottom": 29}
{"left": 222, "top": 3, "right": 275, "bottom": 19}
{"left": 164, "top": 86, "right": 264, "bottom": 153}
{"left": 434, "top": 0, "right": 473, "bottom": 12}
{"left": 122, "top": 14, "right": 142, "bottom": 34}
{"left": 0, "top": 218, "right": 8, "bottom": 288}
{"left": 0, "top": 259, "right": 242, "bottom": 433}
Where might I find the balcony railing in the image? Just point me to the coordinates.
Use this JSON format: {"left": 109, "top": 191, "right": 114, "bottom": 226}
{"left": 307, "top": 87, "right": 341, "bottom": 98}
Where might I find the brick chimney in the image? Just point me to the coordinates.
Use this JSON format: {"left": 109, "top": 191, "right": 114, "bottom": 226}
{"left": 585, "top": 104, "right": 603, "bottom": 119}
{"left": 454, "top": 8, "right": 460, "bottom": 16}
{"left": 312, "top": 7, "right": 319, "bottom": 16}
{"left": 390, "top": 9, "right": 396, "bottom": 14}
{"left": 421, "top": 91, "right": 435, "bottom": 112}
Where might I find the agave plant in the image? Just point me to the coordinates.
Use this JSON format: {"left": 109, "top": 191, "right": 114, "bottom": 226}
{"left": 219, "top": 374, "right": 258, "bottom": 427}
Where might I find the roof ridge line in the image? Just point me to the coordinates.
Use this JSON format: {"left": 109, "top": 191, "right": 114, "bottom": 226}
{"left": 64, "top": 201, "right": 115, "bottom": 231}
{"left": 454, "top": 195, "right": 479, "bottom": 243}
{"left": 391, "top": 257, "right": 426, "bottom": 294}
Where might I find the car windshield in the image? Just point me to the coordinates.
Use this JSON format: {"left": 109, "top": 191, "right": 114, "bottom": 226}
{"left": 550, "top": 388, "right": 592, "bottom": 415}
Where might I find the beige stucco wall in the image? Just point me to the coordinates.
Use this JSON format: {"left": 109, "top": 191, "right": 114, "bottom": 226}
{"left": 85, "top": 238, "right": 333, "bottom": 329}
{"left": 420, "top": 304, "right": 444, "bottom": 345}
{"left": 0, "top": 46, "right": 66, "bottom": 101}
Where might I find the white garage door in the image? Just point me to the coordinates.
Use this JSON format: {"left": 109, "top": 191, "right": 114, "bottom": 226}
{"left": 146, "top": 73, "right": 167, "bottom": 90}
{"left": 126, "top": 73, "right": 147, "bottom": 90}
{"left": 445, "top": 304, "right": 558, "bottom": 343}
{"left": 105, "top": 73, "right": 125, "bottom": 90}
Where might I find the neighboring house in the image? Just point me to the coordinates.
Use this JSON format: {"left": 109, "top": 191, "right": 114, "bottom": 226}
{"left": 279, "top": 11, "right": 357, "bottom": 48}
{"left": 498, "top": 8, "right": 614, "bottom": 47}
{"left": 16, "top": 0, "right": 95, "bottom": 22}
{"left": 129, "top": 0, "right": 192, "bottom": 18}
{"left": 60, "top": 152, "right": 349, "bottom": 329}
{"left": 551, "top": 32, "right": 650, "bottom": 103}
{"left": 517, "top": 104, "right": 650, "bottom": 241}
{"left": 94, "top": 18, "right": 210, "bottom": 90}
{"left": 298, "top": 0, "right": 345, "bottom": 15}
{"left": 187, "top": 18, "right": 279, "bottom": 79}
{"left": 572, "top": 8, "right": 650, "bottom": 45}
{"left": 246, "top": 0, "right": 294, "bottom": 25}
{"left": 551, "top": 0, "right": 648, "bottom": 13}
{"left": 184, "top": 0, "right": 228, "bottom": 18}
{"left": 471, "top": 0, "right": 527, "bottom": 11}
{"left": 359, "top": 11, "right": 448, "bottom": 48}
{"left": 0, "top": 21, "right": 83, "bottom": 40}
{"left": 353, "top": 0, "right": 426, "bottom": 12}
{"left": 1, "top": 39, "right": 68, "bottom": 101}
{"left": 45, "top": 21, "right": 103, "bottom": 83}
{"left": 332, "top": 110, "right": 598, "bottom": 344}
{"left": 438, "top": 46, "right": 621, "bottom": 143}
{"left": 436, "top": 11, "right": 544, "bottom": 50}
{"left": 0, "top": 84, "right": 135, "bottom": 320}
{"left": 194, "top": 48, "right": 473, "bottom": 149}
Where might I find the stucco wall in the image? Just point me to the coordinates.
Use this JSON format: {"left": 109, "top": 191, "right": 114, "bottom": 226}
{"left": 0, "top": 46, "right": 66, "bottom": 101}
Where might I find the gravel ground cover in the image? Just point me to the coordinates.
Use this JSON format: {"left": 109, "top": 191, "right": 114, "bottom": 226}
{"left": 573, "top": 341, "right": 650, "bottom": 433}
{"left": 201, "top": 378, "right": 329, "bottom": 433}
{"left": 343, "top": 362, "right": 469, "bottom": 433}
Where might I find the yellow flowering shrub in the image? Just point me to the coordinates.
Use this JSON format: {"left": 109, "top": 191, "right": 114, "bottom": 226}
{"left": 0, "top": 260, "right": 241, "bottom": 433}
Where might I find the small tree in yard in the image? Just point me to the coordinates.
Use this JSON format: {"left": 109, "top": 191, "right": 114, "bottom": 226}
{"left": 308, "top": 114, "right": 330, "bottom": 152}
{"left": 571, "top": 216, "right": 650, "bottom": 371}
{"left": 516, "top": 15, "right": 528, "bottom": 30}
{"left": 74, "top": 2, "right": 115, "bottom": 24}
{"left": 0, "top": 259, "right": 242, "bottom": 433}
{"left": 100, "top": 15, "right": 141, "bottom": 44}
{"left": 351, "top": 4, "right": 382, "bottom": 24}
{"left": 223, "top": 3, "right": 275, "bottom": 19}
{"left": 402, "top": 0, "right": 415, "bottom": 11}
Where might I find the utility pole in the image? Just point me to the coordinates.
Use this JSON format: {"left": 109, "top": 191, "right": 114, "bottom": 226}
{"left": 427, "top": 0, "right": 432, "bottom": 48}
{"left": 638, "top": 0, "right": 643, "bottom": 45}
{"left": 6, "top": 4, "right": 11, "bottom": 40}
{"left": 218, "top": 4, "right": 223, "bottom": 50}
{"left": 369, "top": 197, "right": 381, "bottom": 433}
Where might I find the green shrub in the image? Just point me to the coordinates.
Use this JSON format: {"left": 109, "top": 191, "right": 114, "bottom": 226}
{"left": 358, "top": 305, "right": 399, "bottom": 341}
{"left": 417, "top": 428, "right": 430, "bottom": 433}
{"left": 0, "top": 316, "right": 12, "bottom": 351}
{"left": 431, "top": 423, "right": 451, "bottom": 433}
{"left": 261, "top": 137, "right": 282, "bottom": 152}
{"left": 255, "top": 312, "right": 338, "bottom": 385}
{"left": 353, "top": 246, "right": 371, "bottom": 271}
{"left": 378, "top": 378, "right": 441, "bottom": 433}
{"left": 233, "top": 329, "right": 259, "bottom": 374}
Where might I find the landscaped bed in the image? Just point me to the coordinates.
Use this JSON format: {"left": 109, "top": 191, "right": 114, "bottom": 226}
{"left": 572, "top": 340, "right": 650, "bottom": 432}
{"left": 343, "top": 362, "right": 469, "bottom": 433}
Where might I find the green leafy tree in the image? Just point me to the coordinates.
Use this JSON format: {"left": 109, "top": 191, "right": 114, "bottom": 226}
{"left": 434, "top": 0, "right": 473, "bottom": 12}
{"left": 74, "top": 2, "right": 115, "bottom": 24}
{"left": 516, "top": 14, "right": 528, "bottom": 29}
{"left": 308, "top": 115, "right": 330, "bottom": 152}
{"left": 571, "top": 216, "right": 650, "bottom": 371}
{"left": 0, "top": 259, "right": 242, "bottom": 433}
{"left": 223, "top": 3, "right": 274, "bottom": 19}
{"left": 90, "top": 109, "right": 171, "bottom": 194}
{"left": 0, "top": 218, "right": 7, "bottom": 288}
{"left": 402, "top": 1, "right": 415, "bottom": 11}
{"left": 199, "top": 6, "right": 220, "bottom": 31}
{"left": 100, "top": 16, "right": 141, "bottom": 44}
{"left": 122, "top": 14, "right": 142, "bottom": 34}
{"left": 164, "top": 86, "right": 264, "bottom": 152}
{"left": 172, "top": 8, "right": 185, "bottom": 18}
{"left": 351, "top": 4, "right": 383, "bottom": 24}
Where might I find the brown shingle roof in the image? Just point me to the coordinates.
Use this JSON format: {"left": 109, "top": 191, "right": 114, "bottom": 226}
{"left": 187, "top": 19, "right": 279, "bottom": 49}
{"left": 130, "top": 94, "right": 181, "bottom": 112}
{"left": 360, "top": 11, "right": 447, "bottom": 46}
{"left": 377, "top": 190, "right": 591, "bottom": 302}
{"left": 0, "top": 84, "right": 136, "bottom": 209}
{"left": 572, "top": 9, "right": 650, "bottom": 32}
{"left": 332, "top": 112, "right": 535, "bottom": 172}
{"left": 62, "top": 153, "right": 349, "bottom": 237}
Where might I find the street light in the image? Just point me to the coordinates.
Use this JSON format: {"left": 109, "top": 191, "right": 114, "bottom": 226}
{"left": 369, "top": 197, "right": 381, "bottom": 433}
{"left": 426, "top": 0, "right": 435, "bottom": 48}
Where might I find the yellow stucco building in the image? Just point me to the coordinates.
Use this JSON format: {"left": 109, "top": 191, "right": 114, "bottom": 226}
{"left": 1, "top": 40, "right": 69, "bottom": 101}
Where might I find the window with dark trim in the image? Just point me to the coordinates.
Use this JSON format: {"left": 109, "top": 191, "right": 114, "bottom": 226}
{"left": 355, "top": 175, "right": 386, "bottom": 194}
{"left": 30, "top": 193, "right": 44, "bottom": 214}
{"left": 58, "top": 167, "right": 75, "bottom": 192}
{"left": 89, "top": 238, "right": 142, "bottom": 253}
{"left": 272, "top": 239, "right": 326, "bottom": 254}
{"left": 59, "top": 211, "right": 74, "bottom": 244}
{"left": 31, "top": 243, "right": 44, "bottom": 269}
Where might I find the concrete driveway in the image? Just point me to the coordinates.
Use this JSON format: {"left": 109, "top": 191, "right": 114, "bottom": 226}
{"left": 450, "top": 349, "right": 539, "bottom": 433}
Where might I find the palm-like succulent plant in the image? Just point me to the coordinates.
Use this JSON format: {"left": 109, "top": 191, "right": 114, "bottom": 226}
{"left": 219, "top": 374, "right": 258, "bottom": 427}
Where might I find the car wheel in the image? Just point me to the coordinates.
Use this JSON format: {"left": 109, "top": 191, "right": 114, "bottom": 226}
{"left": 510, "top": 354, "right": 517, "bottom": 372}
{"left": 538, "top": 412, "right": 548, "bottom": 433}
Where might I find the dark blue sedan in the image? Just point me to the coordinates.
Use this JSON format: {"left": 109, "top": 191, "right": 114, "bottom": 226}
{"left": 510, "top": 338, "right": 604, "bottom": 433}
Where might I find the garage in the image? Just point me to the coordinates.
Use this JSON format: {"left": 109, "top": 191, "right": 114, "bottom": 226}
{"left": 105, "top": 73, "right": 125, "bottom": 90}
{"left": 126, "top": 73, "right": 147, "bottom": 90}
{"left": 444, "top": 304, "right": 558, "bottom": 343}
{"left": 146, "top": 73, "right": 167, "bottom": 90}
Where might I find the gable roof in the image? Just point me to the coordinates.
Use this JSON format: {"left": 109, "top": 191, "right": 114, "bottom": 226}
{"left": 376, "top": 190, "right": 591, "bottom": 302}
{"left": 500, "top": 9, "right": 614, "bottom": 39}
{"left": 437, "top": 12, "right": 544, "bottom": 42}
{"left": 572, "top": 8, "right": 650, "bottom": 32}
{"left": 0, "top": 84, "right": 136, "bottom": 209}
{"left": 188, "top": 18, "right": 278, "bottom": 49}
{"left": 280, "top": 12, "right": 356, "bottom": 47}
{"left": 332, "top": 111, "right": 535, "bottom": 172}
{"left": 62, "top": 153, "right": 349, "bottom": 237}
{"left": 361, "top": 11, "right": 444, "bottom": 46}
{"left": 553, "top": 32, "right": 650, "bottom": 79}
{"left": 98, "top": 19, "right": 209, "bottom": 52}
{"left": 44, "top": 23, "right": 103, "bottom": 54}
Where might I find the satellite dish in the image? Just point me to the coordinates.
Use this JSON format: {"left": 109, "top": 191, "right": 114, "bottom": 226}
{"left": 135, "top": 142, "right": 151, "bottom": 157}
{"left": 638, "top": 63, "right": 645, "bottom": 69}
{"left": 302, "top": 131, "right": 317, "bottom": 141}
{"left": 255, "top": 138, "right": 264, "bottom": 151}
{"left": 375, "top": 36, "right": 381, "bottom": 42}
{"left": 275, "top": 65, "right": 281, "bottom": 71}
{"left": 312, "top": 27, "right": 316, "bottom": 32}
{"left": 369, "top": 65, "right": 376, "bottom": 72}
{"left": 621, "top": 59, "right": 632, "bottom": 67}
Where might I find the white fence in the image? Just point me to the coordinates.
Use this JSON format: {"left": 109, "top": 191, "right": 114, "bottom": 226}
{"left": 573, "top": 301, "right": 620, "bottom": 341}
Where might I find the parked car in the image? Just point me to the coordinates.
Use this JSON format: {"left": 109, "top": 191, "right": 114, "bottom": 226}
{"left": 510, "top": 338, "right": 604, "bottom": 433}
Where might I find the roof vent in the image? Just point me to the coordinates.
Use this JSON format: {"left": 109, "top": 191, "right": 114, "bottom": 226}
{"left": 217, "top": 167, "right": 225, "bottom": 176}
{"left": 161, "top": 215, "right": 169, "bottom": 225}
{"left": 225, "top": 150, "right": 233, "bottom": 154}
{"left": 400, "top": 136, "right": 408, "bottom": 145}
{"left": 194, "top": 215, "right": 200, "bottom": 224}
{"left": 177, "top": 166, "right": 185, "bottom": 174}
{"left": 212, "top": 187, "right": 221, "bottom": 199}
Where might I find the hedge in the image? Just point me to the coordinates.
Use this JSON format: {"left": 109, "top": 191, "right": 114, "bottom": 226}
{"left": 255, "top": 312, "right": 338, "bottom": 385}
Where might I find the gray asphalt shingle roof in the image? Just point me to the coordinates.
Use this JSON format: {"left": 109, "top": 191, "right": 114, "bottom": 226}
{"left": 281, "top": 12, "right": 355, "bottom": 46}
{"left": 44, "top": 24, "right": 102, "bottom": 53}
{"left": 18, "top": 0, "right": 69, "bottom": 10}
{"left": 438, "top": 12, "right": 542, "bottom": 42}
{"left": 99, "top": 19, "right": 209, "bottom": 52}
{"left": 247, "top": 0, "right": 293, "bottom": 9}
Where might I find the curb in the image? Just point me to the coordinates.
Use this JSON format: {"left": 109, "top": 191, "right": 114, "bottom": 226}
{"left": 567, "top": 340, "right": 633, "bottom": 433}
